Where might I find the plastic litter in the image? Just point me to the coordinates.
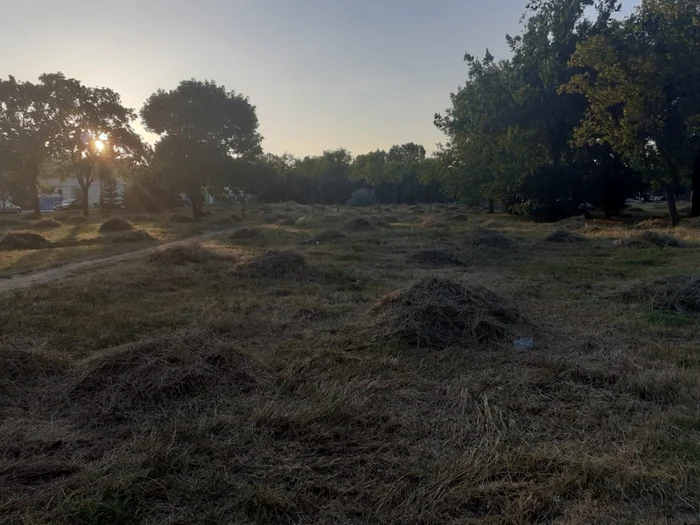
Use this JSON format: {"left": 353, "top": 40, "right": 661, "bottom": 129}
{"left": 514, "top": 338, "right": 534, "bottom": 350}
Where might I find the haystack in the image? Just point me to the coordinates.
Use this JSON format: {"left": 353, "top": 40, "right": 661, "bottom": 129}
{"left": 373, "top": 276, "right": 520, "bottom": 350}
{"left": 346, "top": 217, "right": 375, "bottom": 231}
{"left": 0, "top": 232, "right": 51, "bottom": 250}
{"left": 148, "top": 241, "right": 232, "bottom": 265}
{"left": 556, "top": 216, "right": 587, "bottom": 231}
{"left": 236, "top": 250, "right": 309, "bottom": 279}
{"left": 230, "top": 226, "right": 262, "bottom": 240}
{"left": 544, "top": 230, "right": 587, "bottom": 243}
{"left": 304, "top": 230, "right": 347, "bottom": 245}
{"left": 621, "top": 274, "right": 700, "bottom": 314}
{"left": 29, "top": 218, "right": 62, "bottom": 229}
{"left": 109, "top": 230, "right": 156, "bottom": 243}
{"left": 465, "top": 229, "right": 515, "bottom": 249}
{"left": 407, "top": 250, "right": 465, "bottom": 268}
{"left": 614, "top": 231, "right": 685, "bottom": 248}
{"left": 99, "top": 216, "right": 133, "bottom": 233}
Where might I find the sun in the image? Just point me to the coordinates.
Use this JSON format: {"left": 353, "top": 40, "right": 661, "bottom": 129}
{"left": 94, "top": 139, "right": 105, "bottom": 152}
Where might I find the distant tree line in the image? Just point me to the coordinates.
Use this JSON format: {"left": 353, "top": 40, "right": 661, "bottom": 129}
{"left": 1, "top": 0, "right": 697, "bottom": 224}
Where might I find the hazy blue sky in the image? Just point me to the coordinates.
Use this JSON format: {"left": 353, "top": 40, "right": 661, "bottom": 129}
{"left": 0, "top": 0, "right": 639, "bottom": 157}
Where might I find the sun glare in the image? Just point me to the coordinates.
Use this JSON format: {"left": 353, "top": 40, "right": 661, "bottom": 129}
{"left": 94, "top": 139, "right": 105, "bottom": 152}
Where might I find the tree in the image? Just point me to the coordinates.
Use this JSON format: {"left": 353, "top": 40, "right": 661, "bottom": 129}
{"left": 320, "top": 149, "right": 353, "bottom": 212}
{"left": 563, "top": 0, "right": 700, "bottom": 225}
{"left": 350, "top": 150, "right": 387, "bottom": 211}
{"left": 99, "top": 164, "right": 121, "bottom": 210}
{"left": 387, "top": 143, "right": 426, "bottom": 209}
{"left": 295, "top": 155, "right": 327, "bottom": 215}
{"left": 0, "top": 75, "right": 62, "bottom": 217}
{"left": 141, "top": 79, "right": 262, "bottom": 219}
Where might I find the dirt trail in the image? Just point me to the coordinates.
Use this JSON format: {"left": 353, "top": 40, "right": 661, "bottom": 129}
{"left": 0, "top": 230, "right": 232, "bottom": 294}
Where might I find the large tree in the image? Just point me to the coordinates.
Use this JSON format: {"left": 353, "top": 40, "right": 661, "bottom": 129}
{"left": 141, "top": 79, "right": 262, "bottom": 219}
{"left": 563, "top": 0, "right": 700, "bottom": 224}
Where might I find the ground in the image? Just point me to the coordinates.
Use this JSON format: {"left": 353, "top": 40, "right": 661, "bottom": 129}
{"left": 1, "top": 203, "right": 699, "bottom": 524}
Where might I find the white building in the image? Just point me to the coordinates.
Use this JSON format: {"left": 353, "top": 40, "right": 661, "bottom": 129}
{"left": 39, "top": 176, "right": 125, "bottom": 211}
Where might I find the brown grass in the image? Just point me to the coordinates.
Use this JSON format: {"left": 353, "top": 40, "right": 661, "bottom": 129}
{"left": 373, "top": 276, "right": 523, "bottom": 350}
{"left": 544, "top": 229, "right": 587, "bottom": 243}
{"left": 236, "top": 249, "right": 310, "bottom": 279}
{"left": 148, "top": 241, "right": 233, "bottom": 265}
{"left": 98, "top": 216, "right": 134, "bottom": 233}
{"left": 0, "top": 232, "right": 51, "bottom": 250}
{"left": 406, "top": 250, "right": 465, "bottom": 268}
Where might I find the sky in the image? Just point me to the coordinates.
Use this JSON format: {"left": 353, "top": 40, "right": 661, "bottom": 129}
{"left": 0, "top": 0, "right": 639, "bottom": 158}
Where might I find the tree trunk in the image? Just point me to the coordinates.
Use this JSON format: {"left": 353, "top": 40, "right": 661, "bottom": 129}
{"left": 81, "top": 190, "right": 90, "bottom": 217}
{"left": 29, "top": 182, "right": 41, "bottom": 218}
{"left": 662, "top": 182, "right": 680, "bottom": 227}
{"left": 488, "top": 199, "right": 495, "bottom": 214}
{"left": 691, "top": 154, "right": 700, "bottom": 218}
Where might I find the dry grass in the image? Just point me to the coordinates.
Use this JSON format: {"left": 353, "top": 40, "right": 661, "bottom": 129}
{"left": 29, "top": 218, "right": 62, "bottom": 230}
{"left": 406, "top": 249, "right": 465, "bottom": 268}
{"left": 129, "top": 214, "right": 155, "bottom": 223}
{"left": 544, "top": 229, "right": 587, "bottom": 243}
{"left": 556, "top": 216, "right": 587, "bottom": 231}
{"left": 108, "top": 230, "right": 157, "bottom": 243}
{"left": 169, "top": 213, "right": 195, "bottom": 224}
{"left": 621, "top": 274, "right": 700, "bottom": 314}
{"left": 230, "top": 226, "right": 263, "bottom": 240}
{"left": 148, "top": 241, "right": 234, "bottom": 265}
{"left": 421, "top": 216, "right": 450, "bottom": 228}
{"left": 346, "top": 217, "right": 375, "bottom": 231}
{"left": 615, "top": 230, "right": 685, "bottom": 248}
{"left": 303, "top": 229, "right": 347, "bottom": 245}
{"left": 2, "top": 205, "right": 700, "bottom": 524}
{"left": 98, "top": 216, "right": 134, "bottom": 233}
{"left": 0, "top": 231, "right": 51, "bottom": 250}
{"left": 373, "top": 276, "right": 523, "bottom": 350}
{"left": 235, "top": 249, "right": 310, "bottom": 279}
{"left": 465, "top": 228, "right": 516, "bottom": 249}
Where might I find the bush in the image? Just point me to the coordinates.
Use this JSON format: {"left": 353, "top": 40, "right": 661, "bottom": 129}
{"left": 99, "top": 217, "right": 133, "bottom": 233}
{"left": 347, "top": 189, "right": 376, "bottom": 208}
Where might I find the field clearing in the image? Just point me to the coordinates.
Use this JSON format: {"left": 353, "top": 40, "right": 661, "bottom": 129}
{"left": 1, "top": 206, "right": 700, "bottom": 524}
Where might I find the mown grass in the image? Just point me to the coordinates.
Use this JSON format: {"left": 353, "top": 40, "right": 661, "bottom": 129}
{"left": 1, "top": 204, "right": 699, "bottom": 524}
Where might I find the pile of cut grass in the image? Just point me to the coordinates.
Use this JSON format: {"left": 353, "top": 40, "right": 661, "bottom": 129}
{"left": 304, "top": 229, "right": 347, "bottom": 245}
{"left": 236, "top": 249, "right": 310, "bottom": 279}
{"left": 421, "top": 216, "right": 449, "bottom": 229}
{"left": 634, "top": 218, "right": 670, "bottom": 229}
{"left": 0, "top": 232, "right": 51, "bottom": 250}
{"left": 99, "top": 216, "right": 133, "bottom": 233}
{"left": 0, "top": 347, "right": 67, "bottom": 397}
{"left": 346, "top": 217, "right": 375, "bottom": 231}
{"left": 148, "top": 241, "right": 233, "bottom": 265}
{"left": 109, "top": 230, "right": 157, "bottom": 243}
{"left": 621, "top": 274, "right": 700, "bottom": 314}
{"left": 614, "top": 231, "right": 685, "bottom": 248}
{"left": 556, "top": 216, "right": 587, "bottom": 231}
{"left": 373, "top": 276, "right": 522, "bottom": 350}
{"left": 169, "top": 213, "right": 195, "bottom": 224}
{"left": 230, "top": 226, "right": 262, "bottom": 240}
{"left": 447, "top": 211, "right": 470, "bottom": 222}
{"left": 465, "top": 228, "right": 515, "bottom": 249}
{"left": 545, "top": 229, "right": 587, "bottom": 243}
{"left": 29, "top": 218, "right": 62, "bottom": 230}
{"left": 406, "top": 250, "right": 465, "bottom": 268}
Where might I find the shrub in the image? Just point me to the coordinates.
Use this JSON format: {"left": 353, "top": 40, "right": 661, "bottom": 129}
{"left": 347, "top": 189, "right": 376, "bottom": 208}
{"left": 99, "top": 217, "right": 133, "bottom": 233}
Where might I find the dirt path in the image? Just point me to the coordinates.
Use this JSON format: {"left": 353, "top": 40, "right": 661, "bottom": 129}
{"left": 0, "top": 230, "right": 232, "bottom": 294}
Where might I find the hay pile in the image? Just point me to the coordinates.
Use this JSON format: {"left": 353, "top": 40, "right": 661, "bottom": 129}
{"left": 544, "top": 230, "right": 587, "bottom": 243}
{"left": 614, "top": 231, "right": 685, "bottom": 248}
{"left": 236, "top": 250, "right": 309, "bottom": 279}
{"left": 230, "top": 226, "right": 262, "bottom": 240}
{"left": 109, "top": 230, "right": 156, "bottom": 243}
{"left": 99, "top": 217, "right": 133, "bottom": 233}
{"left": 304, "top": 230, "right": 347, "bottom": 245}
{"left": 346, "top": 217, "right": 375, "bottom": 231}
{"left": 421, "top": 217, "right": 449, "bottom": 228}
{"left": 0, "top": 232, "right": 51, "bottom": 250}
{"left": 465, "top": 229, "right": 515, "bottom": 249}
{"left": 29, "top": 218, "right": 62, "bottom": 229}
{"left": 621, "top": 275, "right": 700, "bottom": 314}
{"left": 68, "top": 334, "right": 260, "bottom": 418}
{"left": 148, "top": 241, "right": 233, "bottom": 265}
{"left": 170, "top": 213, "right": 195, "bottom": 224}
{"left": 557, "top": 216, "right": 587, "bottom": 231}
{"left": 129, "top": 214, "right": 154, "bottom": 223}
{"left": 0, "top": 347, "right": 67, "bottom": 396}
{"left": 373, "top": 276, "right": 521, "bottom": 350}
{"left": 406, "top": 250, "right": 465, "bottom": 268}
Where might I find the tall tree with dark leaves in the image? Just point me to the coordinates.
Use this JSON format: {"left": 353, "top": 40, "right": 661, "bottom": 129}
{"left": 141, "top": 80, "right": 262, "bottom": 219}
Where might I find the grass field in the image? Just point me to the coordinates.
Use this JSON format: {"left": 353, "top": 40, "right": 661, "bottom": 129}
{"left": 1, "top": 203, "right": 699, "bottom": 524}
